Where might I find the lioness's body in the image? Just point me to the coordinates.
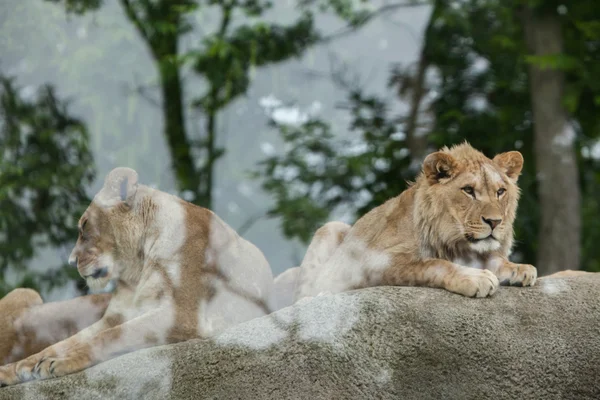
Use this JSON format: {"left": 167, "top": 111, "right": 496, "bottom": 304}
{"left": 0, "top": 168, "right": 273, "bottom": 386}
{"left": 296, "top": 143, "right": 538, "bottom": 301}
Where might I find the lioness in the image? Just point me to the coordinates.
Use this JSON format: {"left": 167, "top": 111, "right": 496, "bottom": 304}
{"left": 295, "top": 142, "right": 537, "bottom": 301}
{"left": 0, "top": 167, "right": 273, "bottom": 386}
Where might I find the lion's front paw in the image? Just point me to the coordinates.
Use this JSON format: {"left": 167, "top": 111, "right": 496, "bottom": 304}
{"left": 31, "top": 351, "right": 91, "bottom": 381}
{"left": 14, "top": 356, "right": 42, "bottom": 383}
{"left": 0, "top": 363, "right": 20, "bottom": 387}
{"left": 497, "top": 263, "right": 537, "bottom": 287}
{"left": 447, "top": 268, "right": 499, "bottom": 298}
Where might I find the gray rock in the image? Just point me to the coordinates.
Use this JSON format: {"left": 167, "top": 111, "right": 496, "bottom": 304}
{"left": 1, "top": 275, "right": 599, "bottom": 400}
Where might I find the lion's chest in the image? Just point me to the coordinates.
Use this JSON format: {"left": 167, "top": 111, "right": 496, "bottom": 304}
{"left": 452, "top": 256, "right": 485, "bottom": 270}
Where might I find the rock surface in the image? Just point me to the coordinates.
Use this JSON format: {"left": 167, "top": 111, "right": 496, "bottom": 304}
{"left": 1, "top": 275, "right": 599, "bottom": 400}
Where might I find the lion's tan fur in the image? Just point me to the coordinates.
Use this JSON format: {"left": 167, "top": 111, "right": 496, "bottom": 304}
{"left": 0, "top": 291, "right": 110, "bottom": 365}
{"left": 0, "top": 168, "right": 273, "bottom": 386}
{"left": 296, "top": 142, "right": 537, "bottom": 301}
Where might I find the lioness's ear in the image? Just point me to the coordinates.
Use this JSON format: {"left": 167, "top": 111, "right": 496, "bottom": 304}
{"left": 423, "top": 152, "right": 458, "bottom": 184}
{"left": 493, "top": 151, "right": 523, "bottom": 182}
{"left": 97, "top": 167, "right": 139, "bottom": 207}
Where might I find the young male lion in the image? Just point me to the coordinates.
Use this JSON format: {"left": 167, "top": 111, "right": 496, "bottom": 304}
{"left": 0, "top": 167, "right": 273, "bottom": 386}
{"left": 295, "top": 142, "right": 537, "bottom": 302}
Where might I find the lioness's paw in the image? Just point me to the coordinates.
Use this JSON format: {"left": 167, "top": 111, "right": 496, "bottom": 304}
{"left": 32, "top": 352, "right": 91, "bottom": 380}
{"left": 14, "top": 356, "right": 40, "bottom": 383}
{"left": 447, "top": 268, "right": 499, "bottom": 298}
{"left": 0, "top": 364, "right": 20, "bottom": 387}
{"left": 498, "top": 263, "right": 537, "bottom": 287}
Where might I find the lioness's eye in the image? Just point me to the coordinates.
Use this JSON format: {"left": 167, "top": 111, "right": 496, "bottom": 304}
{"left": 462, "top": 186, "right": 475, "bottom": 196}
{"left": 81, "top": 219, "right": 87, "bottom": 231}
{"left": 497, "top": 188, "right": 506, "bottom": 197}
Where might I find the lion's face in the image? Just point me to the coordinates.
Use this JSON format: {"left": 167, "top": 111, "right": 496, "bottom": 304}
{"left": 69, "top": 204, "right": 118, "bottom": 290}
{"left": 68, "top": 168, "right": 142, "bottom": 291}
{"left": 420, "top": 144, "right": 523, "bottom": 255}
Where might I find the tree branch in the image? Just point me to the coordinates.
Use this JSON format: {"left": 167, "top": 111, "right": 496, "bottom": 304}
{"left": 237, "top": 211, "right": 267, "bottom": 237}
{"left": 120, "top": 0, "right": 152, "bottom": 44}
{"left": 320, "top": 1, "right": 430, "bottom": 44}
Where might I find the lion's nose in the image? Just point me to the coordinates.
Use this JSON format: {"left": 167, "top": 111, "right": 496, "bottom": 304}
{"left": 68, "top": 257, "right": 78, "bottom": 268}
{"left": 482, "top": 217, "right": 502, "bottom": 230}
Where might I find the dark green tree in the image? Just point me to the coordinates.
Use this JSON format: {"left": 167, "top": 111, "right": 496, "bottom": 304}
{"left": 0, "top": 76, "right": 95, "bottom": 297}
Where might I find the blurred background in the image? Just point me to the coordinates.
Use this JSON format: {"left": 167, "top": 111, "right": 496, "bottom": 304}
{"left": 1, "top": 0, "right": 598, "bottom": 300}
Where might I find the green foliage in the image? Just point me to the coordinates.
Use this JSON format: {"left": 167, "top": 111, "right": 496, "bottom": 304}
{"left": 193, "top": 11, "right": 318, "bottom": 111}
{"left": 255, "top": 87, "right": 413, "bottom": 242}
{"left": 0, "top": 76, "right": 95, "bottom": 296}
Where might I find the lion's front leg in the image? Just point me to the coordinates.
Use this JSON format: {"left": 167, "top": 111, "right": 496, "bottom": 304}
{"left": 382, "top": 257, "right": 500, "bottom": 298}
{"left": 486, "top": 257, "right": 537, "bottom": 287}
{"left": 26, "top": 344, "right": 92, "bottom": 381}
{"left": 0, "top": 314, "right": 115, "bottom": 386}
{"left": 0, "top": 307, "right": 196, "bottom": 386}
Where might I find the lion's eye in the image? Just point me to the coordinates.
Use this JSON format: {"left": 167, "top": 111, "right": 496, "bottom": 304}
{"left": 462, "top": 186, "right": 475, "bottom": 196}
{"left": 79, "top": 219, "right": 88, "bottom": 237}
{"left": 497, "top": 188, "right": 506, "bottom": 197}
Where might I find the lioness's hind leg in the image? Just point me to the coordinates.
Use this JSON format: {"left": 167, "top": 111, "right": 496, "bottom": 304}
{"left": 0, "top": 289, "right": 43, "bottom": 364}
{"left": 301, "top": 221, "right": 351, "bottom": 267}
{"left": 0, "top": 292, "right": 111, "bottom": 365}
{"left": 295, "top": 221, "right": 351, "bottom": 303}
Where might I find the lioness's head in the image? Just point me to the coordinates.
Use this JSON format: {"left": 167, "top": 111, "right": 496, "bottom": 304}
{"left": 418, "top": 142, "right": 523, "bottom": 256}
{"left": 68, "top": 167, "right": 145, "bottom": 291}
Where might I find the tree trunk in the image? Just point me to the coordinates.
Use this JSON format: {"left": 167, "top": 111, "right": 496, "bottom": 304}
{"left": 158, "top": 57, "right": 200, "bottom": 203}
{"left": 198, "top": 108, "right": 216, "bottom": 210}
{"left": 120, "top": 0, "right": 201, "bottom": 205}
{"left": 396, "top": 0, "right": 442, "bottom": 168}
{"left": 523, "top": 9, "right": 581, "bottom": 275}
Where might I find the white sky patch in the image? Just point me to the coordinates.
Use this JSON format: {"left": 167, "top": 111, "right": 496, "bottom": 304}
{"left": 271, "top": 107, "right": 309, "bottom": 126}
{"left": 180, "top": 190, "right": 195, "bottom": 202}
{"left": 259, "top": 94, "right": 319, "bottom": 127}
{"left": 350, "top": 176, "right": 364, "bottom": 189}
{"left": 237, "top": 182, "right": 254, "bottom": 197}
{"left": 395, "top": 148, "right": 410, "bottom": 159}
{"left": 324, "top": 185, "right": 344, "bottom": 201}
{"left": 342, "top": 140, "right": 369, "bottom": 156}
{"left": 390, "top": 131, "right": 406, "bottom": 141}
{"left": 582, "top": 141, "right": 600, "bottom": 160}
{"left": 425, "top": 66, "right": 442, "bottom": 88}
{"left": 553, "top": 123, "right": 576, "bottom": 148}
{"left": 466, "top": 94, "right": 489, "bottom": 112}
{"left": 355, "top": 189, "right": 373, "bottom": 208}
{"left": 76, "top": 25, "right": 87, "bottom": 39}
{"left": 307, "top": 101, "right": 322, "bottom": 117}
{"left": 304, "top": 151, "right": 325, "bottom": 168}
{"left": 467, "top": 55, "right": 490, "bottom": 75}
{"left": 227, "top": 201, "right": 240, "bottom": 214}
{"left": 260, "top": 142, "right": 275, "bottom": 156}
{"left": 20, "top": 85, "right": 36, "bottom": 101}
{"left": 309, "top": 181, "right": 324, "bottom": 201}
{"left": 289, "top": 181, "right": 310, "bottom": 197}
{"left": 374, "top": 158, "right": 389, "bottom": 172}
{"left": 273, "top": 165, "right": 300, "bottom": 182}
{"left": 259, "top": 94, "right": 283, "bottom": 109}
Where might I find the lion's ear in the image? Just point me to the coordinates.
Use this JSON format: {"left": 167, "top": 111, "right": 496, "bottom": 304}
{"left": 493, "top": 151, "right": 523, "bottom": 182}
{"left": 423, "top": 152, "right": 458, "bottom": 184}
{"left": 96, "top": 167, "right": 139, "bottom": 207}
